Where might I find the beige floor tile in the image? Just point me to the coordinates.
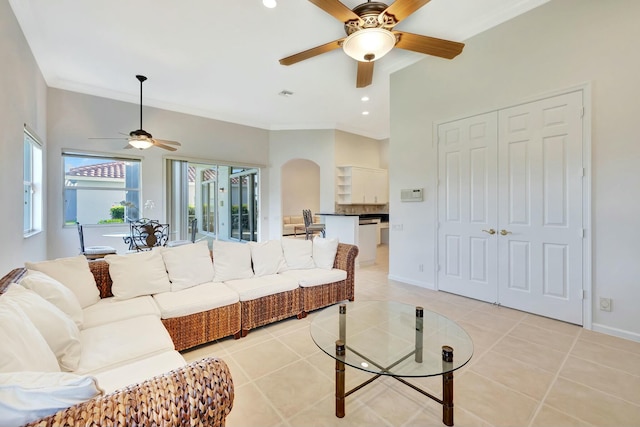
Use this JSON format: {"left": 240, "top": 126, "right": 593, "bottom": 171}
{"left": 229, "top": 337, "right": 302, "bottom": 380}
{"left": 455, "top": 371, "right": 538, "bottom": 427}
{"left": 530, "top": 404, "right": 595, "bottom": 427}
{"left": 287, "top": 394, "right": 376, "bottom": 427}
{"left": 522, "top": 313, "right": 582, "bottom": 337}
{"left": 455, "top": 320, "right": 506, "bottom": 356}
{"left": 474, "top": 303, "right": 528, "bottom": 322}
{"left": 579, "top": 329, "right": 640, "bottom": 354}
{"left": 181, "top": 342, "right": 228, "bottom": 363}
{"left": 353, "top": 380, "right": 424, "bottom": 426}
{"left": 226, "top": 382, "right": 284, "bottom": 427}
{"left": 560, "top": 355, "right": 640, "bottom": 405}
{"left": 571, "top": 339, "right": 640, "bottom": 376}
{"left": 459, "top": 310, "right": 519, "bottom": 335}
{"left": 545, "top": 377, "right": 640, "bottom": 426}
{"left": 254, "top": 359, "right": 334, "bottom": 419}
{"left": 276, "top": 327, "right": 321, "bottom": 358}
{"left": 508, "top": 322, "right": 577, "bottom": 353}
{"left": 470, "top": 352, "right": 555, "bottom": 400}
{"left": 493, "top": 335, "right": 567, "bottom": 373}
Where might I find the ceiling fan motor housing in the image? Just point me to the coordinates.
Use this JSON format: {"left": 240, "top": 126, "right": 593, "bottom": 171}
{"left": 344, "top": 2, "right": 396, "bottom": 36}
{"left": 129, "top": 129, "right": 153, "bottom": 139}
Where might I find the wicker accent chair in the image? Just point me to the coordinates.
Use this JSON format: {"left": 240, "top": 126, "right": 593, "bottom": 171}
{"left": 24, "top": 357, "right": 234, "bottom": 427}
{"left": 125, "top": 219, "right": 170, "bottom": 251}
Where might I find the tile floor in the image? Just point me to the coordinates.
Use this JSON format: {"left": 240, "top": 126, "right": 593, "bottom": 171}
{"left": 183, "top": 245, "right": 640, "bottom": 426}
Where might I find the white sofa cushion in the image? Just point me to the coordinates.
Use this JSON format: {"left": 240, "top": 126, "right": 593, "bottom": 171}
{"left": 0, "top": 371, "right": 102, "bottom": 427}
{"left": 280, "top": 268, "right": 348, "bottom": 287}
{"left": 312, "top": 237, "right": 339, "bottom": 269}
{"left": 3, "top": 284, "right": 81, "bottom": 372}
{"left": 281, "top": 238, "right": 315, "bottom": 270}
{"left": 92, "top": 350, "right": 185, "bottom": 394}
{"left": 212, "top": 240, "right": 254, "bottom": 282}
{"left": 161, "top": 240, "right": 215, "bottom": 291}
{"left": 249, "top": 240, "right": 286, "bottom": 276}
{"left": 76, "top": 315, "right": 175, "bottom": 375}
{"left": 25, "top": 255, "right": 100, "bottom": 308}
{"left": 153, "top": 282, "right": 239, "bottom": 319}
{"left": 105, "top": 250, "right": 171, "bottom": 300}
{"left": 82, "top": 295, "right": 160, "bottom": 329}
{"left": 19, "top": 270, "right": 84, "bottom": 327}
{"left": 225, "top": 274, "right": 299, "bottom": 302}
{"left": 0, "top": 301, "right": 60, "bottom": 373}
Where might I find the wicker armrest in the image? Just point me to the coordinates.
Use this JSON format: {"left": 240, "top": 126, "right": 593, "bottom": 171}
{"left": 25, "top": 357, "right": 234, "bottom": 427}
{"left": 334, "top": 243, "right": 359, "bottom": 271}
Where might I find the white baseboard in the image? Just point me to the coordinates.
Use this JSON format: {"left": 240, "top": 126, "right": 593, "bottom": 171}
{"left": 387, "top": 274, "right": 435, "bottom": 290}
{"left": 591, "top": 323, "right": 640, "bottom": 343}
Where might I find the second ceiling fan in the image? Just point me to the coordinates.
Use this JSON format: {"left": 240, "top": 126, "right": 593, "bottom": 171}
{"left": 279, "top": 0, "right": 465, "bottom": 88}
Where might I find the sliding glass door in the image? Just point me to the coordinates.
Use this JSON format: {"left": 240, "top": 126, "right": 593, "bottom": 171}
{"left": 230, "top": 168, "right": 258, "bottom": 242}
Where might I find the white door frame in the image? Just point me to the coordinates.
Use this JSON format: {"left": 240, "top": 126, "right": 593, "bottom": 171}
{"left": 433, "top": 83, "right": 592, "bottom": 329}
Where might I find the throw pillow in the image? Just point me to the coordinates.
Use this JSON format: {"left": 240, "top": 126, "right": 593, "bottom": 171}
{"left": 248, "top": 240, "right": 286, "bottom": 276}
{"left": 105, "top": 250, "right": 171, "bottom": 300}
{"left": 0, "top": 301, "right": 60, "bottom": 373}
{"left": 25, "top": 255, "right": 100, "bottom": 308}
{"left": 0, "top": 371, "right": 102, "bottom": 427}
{"left": 312, "top": 236, "right": 339, "bottom": 269}
{"left": 212, "top": 240, "right": 254, "bottom": 282}
{"left": 3, "top": 284, "right": 82, "bottom": 372}
{"left": 162, "top": 240, "right": 215, "bottom": 291}
{"left": 19, "top": 270, "right": 84, "bottom": 327}
{"left": 281, "top": 238, "right": 315, "bottom": 270}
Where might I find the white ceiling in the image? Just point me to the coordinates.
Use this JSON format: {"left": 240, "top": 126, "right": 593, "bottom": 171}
{"left": 9, "top": 0, "right": 548, "bottom": 139}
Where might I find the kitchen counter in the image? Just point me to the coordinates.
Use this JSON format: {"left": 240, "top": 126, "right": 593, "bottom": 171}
{"left": 317, "top": 213, "right": 384, "bottom": 266}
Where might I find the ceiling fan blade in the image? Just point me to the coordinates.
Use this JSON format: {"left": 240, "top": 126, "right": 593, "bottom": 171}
{"left": 154, "top": 139, "right": 181, "bottom": 146}
{"left": 124, "top": 144, "right": 133, "bottom": 150}
{"left": 394, "top": 31, "right": 464, "bottom": 59}
{"left": 153, "top": 141, "right": 178, "bottom": 151}
{"left": 280, "top": 38, "right": 345, "bottom": 65}
{"left": 356, "top": 61, "right": 374, "bottom": 88}
{"left": 88, "top": 137, "right": 128, "bottom": 140}
{"left": 308, "top": 0, "right": 362, "bottom": 23}
{"left": 383, "top": 0, "right": 432, "bottom": 24}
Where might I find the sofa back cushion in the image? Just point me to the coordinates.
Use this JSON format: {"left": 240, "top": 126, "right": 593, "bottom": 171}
{"left": 212, "top": 240, "right": 254, "bottom": 282}
{"left": 281, "top": 238, "right": 315, "bottom": 270}
{"left": 248, "top": 240, "right": 286, "bottom": 277}
{"left": 161, "top": 241, "right": 215, "bottom": 291}
{"left": 105, "top": 250, "right": 171, "bottom": 300}
{"left": 25, "top": 255, "right": 100, "bottom": 308}
{"left": 312, "top": 237, "right": 339, "bottom": 270}
{"left": 3, "top": 284, "right": 81, "bottom": 372}
{"left": 0, "top": 300, "right": 60, "bottom": 373}
{"left": 19, "top": 270, "right": 84, "bottom": 327}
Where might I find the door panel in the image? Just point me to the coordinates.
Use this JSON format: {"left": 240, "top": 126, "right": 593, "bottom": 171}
{"left": 438, "top": 112, "right": 498, "bottom": 303}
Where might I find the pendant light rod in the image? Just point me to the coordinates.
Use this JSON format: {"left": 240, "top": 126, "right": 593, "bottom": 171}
{"left": 135, "top": 75, "right": 147, "bottom": 129}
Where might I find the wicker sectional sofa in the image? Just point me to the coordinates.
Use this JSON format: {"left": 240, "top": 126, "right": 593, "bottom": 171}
{"left": 0, "top": 237, "right": 357, "bottom": 426}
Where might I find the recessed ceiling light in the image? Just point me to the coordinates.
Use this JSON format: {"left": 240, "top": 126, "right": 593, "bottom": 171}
{"left": 361, "top": 96, "right": 370, "bottom": 102}
{"left": 362, "top": 111, "right": 369, "bottom": 116}
{"left": 263, "top": 0, "right": 277, "bottom": 8}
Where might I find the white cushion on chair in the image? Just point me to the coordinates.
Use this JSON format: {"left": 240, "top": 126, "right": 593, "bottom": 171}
{"left": 249, "top": 240, "right": 286, "bottom": 276}
{"left": 161, "top": 240, "right": 214, "bottom": 291}
{"left": 153, "top": 282, "right": 239, "bottom": 318}
{"left": 312, "top": 237, "right": 339, "bottom": 269}
{"left": 281, "top": 238, "right": 315, "bottom": 270}
{"left": 225, "top": 274, "right": 298, "bottom": 301}
{"left": 19, "top": 270, "right": 84, "bottom": 327}
{"left": 280, "top": 268, "right": 347, "bottom": 287}
{"left": 25, "top": 255, "right": 100, "bottom": 308}
{"left": 105, "top": 250, "right": 171, "bottom": 300}
{"left": 82, "top": 295, "right": 161, "bottom": 329}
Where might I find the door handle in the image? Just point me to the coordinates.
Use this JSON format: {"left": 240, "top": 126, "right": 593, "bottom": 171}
{"left": 500, "top": 229, "right": 512, "bottom": 236}
{"left": 482, "top": 229, "right": 496, "bottom": 235}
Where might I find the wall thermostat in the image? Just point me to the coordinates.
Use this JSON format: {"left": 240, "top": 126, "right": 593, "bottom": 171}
{"left": 400, "top": 188, "right": 424, "bottom": 202}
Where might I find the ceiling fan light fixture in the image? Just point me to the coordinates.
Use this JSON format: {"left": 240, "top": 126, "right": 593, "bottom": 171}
{"left": 129, "top": 138, "right": 154, "bottom": 150}
{"left": 262, "top": 0, "right": 277, "bottom": 8}
{"left": 342, "top": 28, "right": 396, "bottom": 62}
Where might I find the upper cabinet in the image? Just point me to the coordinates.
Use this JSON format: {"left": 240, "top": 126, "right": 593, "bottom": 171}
{"left": 337, "top": 166, "right": 388, "bottom": 205}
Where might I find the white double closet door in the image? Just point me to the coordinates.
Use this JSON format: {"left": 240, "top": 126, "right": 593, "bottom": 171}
{"left": 437, "top": 91, "right": 584, "bottom": 325}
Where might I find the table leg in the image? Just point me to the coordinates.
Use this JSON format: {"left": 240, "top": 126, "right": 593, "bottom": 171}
{"left": 442, "top": 345, "right": 454, "bottom": 426}
{"left": 336, "top": 340, "right": 346, "bottom": 418}
{"left": 339, "top": 304, "right": 346, "bottom": 344}
{"left": 415, "top": 306, "right": 423, "bottom": 363}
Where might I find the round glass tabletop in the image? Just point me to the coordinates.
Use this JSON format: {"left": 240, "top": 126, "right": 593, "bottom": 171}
{"left": 310, "top": 300, "right": 473, "bottom": 377}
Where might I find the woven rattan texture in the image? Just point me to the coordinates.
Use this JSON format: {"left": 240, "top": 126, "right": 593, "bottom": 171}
{"left": 24, "top": 357, "right": 234, "bottom": 427}
{"left": 162, "top": 302, "right": 242, "bottom": 351}
{"left": 0, "top": 267, "right": 26, "bottom": 294}
{"left": 240, "top": 288, "right": 301, "bottom": 333}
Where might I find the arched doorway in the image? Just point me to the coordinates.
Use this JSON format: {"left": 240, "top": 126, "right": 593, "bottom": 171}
{"left": 281, "top": 159, "right": 320, "bottom": 235}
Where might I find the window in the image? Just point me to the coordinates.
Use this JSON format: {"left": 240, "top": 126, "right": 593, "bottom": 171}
{"left": 23, "top": 128, "right": 43, "bottom": 236}
{"left": 63, "top": 153, "right": 142, "bottom": 225}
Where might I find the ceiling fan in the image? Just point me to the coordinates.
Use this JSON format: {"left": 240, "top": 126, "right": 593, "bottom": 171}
{"left": 279, "top": 0, "right": 465, "bottom": 88}
{"left": 90, "top": 75, "right": 181, "bottom": 151}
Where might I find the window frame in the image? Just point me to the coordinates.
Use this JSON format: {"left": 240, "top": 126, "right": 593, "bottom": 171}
{"left": 23, "top": 127, "right": 43, "bottom": 237}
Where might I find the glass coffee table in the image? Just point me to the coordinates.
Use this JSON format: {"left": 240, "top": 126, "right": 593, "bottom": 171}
{"left": 310, "top": 301, "right": 473, "bottom": 426}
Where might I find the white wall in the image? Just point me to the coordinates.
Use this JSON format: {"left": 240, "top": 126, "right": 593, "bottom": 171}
{"left": 281, "top": 159, "right": 320, "bottom": 217}
{"left": 46, "top": 88, "right": 270, "bottom": 259}
{"left": 334, "top": 130, "right": 385, "bottom": 168}
{"left": 390, "top": 0, "right": 640, "bottom": 340}
{"left": 0, "top": 0, "right": 48, "bottom": 273}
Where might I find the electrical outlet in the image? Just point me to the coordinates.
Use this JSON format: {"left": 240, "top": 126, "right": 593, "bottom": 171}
{"left": 599, "top": 297, "right": 612, "bottom": 312}
{"left": 418, "top": 264, "right": 424, "bottom": 272}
